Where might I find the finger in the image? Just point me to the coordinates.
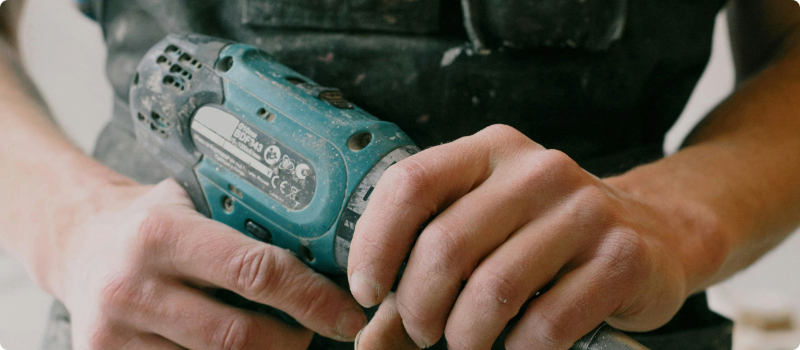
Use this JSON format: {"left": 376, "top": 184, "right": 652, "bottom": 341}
{"left": 441, "top": 212, "right": 586, "bottom": 350}
{"left": 120, "top": 334, "right": 185, "bottom": 350}
{"left": 355, "top": 293, "right": 420, "bottom": 350}
{"left": 73, "top": 321, "right": 137, "bottom": 350}
{"left": 393, "top": 163, "right": 553, "bottom": 347}
{"left": 150, "top": 213, "right": 366, "bottom": 341}
{"left": 129, "top": 284, "right": 314, "bottom": 349}
{"left": 504, "top": 257, "right": 638, "bottom": 350}
{"left": 134, "top": 179, "right": 194, "bottom": 209}
{"left": 349, "top": 125, "right": 543, "bottom": 308}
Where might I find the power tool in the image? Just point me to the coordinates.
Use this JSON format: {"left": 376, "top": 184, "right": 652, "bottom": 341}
{"left": 130, "top": 34, "right": 416, "bottom": 273}
{"left": 129, "top": 34, "right": 648, "bottom": 350}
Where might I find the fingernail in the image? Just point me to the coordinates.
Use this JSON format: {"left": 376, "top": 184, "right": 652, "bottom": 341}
{"left": 350, "top": 271, "right": 380, "bottom": 308}
{"left": 403, "top": 319, "right": 432, "bottom": 349}
{"left": 337, "top": 308, "right": 367, "bottom": 341}
{"left": 413, "top": 335, "right": 432, "bottom": 349}
{"left": 353, "top": 328, "right": 364, "bottom": 350}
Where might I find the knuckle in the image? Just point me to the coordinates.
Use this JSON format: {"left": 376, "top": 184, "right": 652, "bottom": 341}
{"left": 383, "top": 159, "right": 432, "bottom": 208}
{"left": 537, "top": 149, "right": 579, "bottom": 175}
{"left": 99, "top": 277, "right": 136, "bottom": 314}
{"left": 396, "top": 294, "right": 442, "bottom": 336}
{"left": 211, "top": 315, "right": 253, "bottom": 350}
{"left": 480, "top": 124, "right": 526, "bottom": 143}
{"left": 574, "top": 184, "right": 609, "bottom": 205}
{"left": 161, "top": 178, "right": 190, "bottom": 199}
{"left": 597, "top": 230, "right": 651, "bottom": 287}
{"left": 535, "top": 321, "right": 573, "bottom": 349}
{"left": 133, "top": 208, "right": 176, "bottom": 252}
{"left": 351, "top": 224, "right": 394, "bottom": 269}
{"left": 515, "top": 163, "right": 548, "bottom": 191}
{"left": 99, "top": 276, "right": 159, "bottom": 318}
{"left": 443, "top": 332, "right": 474, "bottom": 350}
{"left": 567, "top": 186, "right": 618, "bottom": 225}
{"left": 87, "top": 324, "right": 117, "bottom": 350}
{"left": 289, "top": 278, "right": 333, "bottom": 321}
{"left": 477, "top": 124, "right": 540, "bottom": 156}
{"left": 227, "top": 246, "right": 287, "bottom": 298}
{"left": 419, "top": 220, "right": 471, "bottom": 276}
{"left": 517, "top": 149, "right": 579, "bottom": 188}
{"left": 264, "top": 264, "right": 331, "bottom": 322}
{"left": 473, "top": 268, "right": 523, "bottom": 313}
{"left": 226, "top": 247, "right": 327, "bottom": 315}
{"left": 512, "top": 313, "right": 573, "bottom": 349}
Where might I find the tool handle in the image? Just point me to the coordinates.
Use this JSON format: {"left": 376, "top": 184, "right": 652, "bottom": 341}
{"left": 572, "top": 323, "right": 650, "bottom": 350}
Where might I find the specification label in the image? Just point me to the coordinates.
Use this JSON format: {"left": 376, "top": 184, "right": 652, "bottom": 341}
{"left": 191, "top": 107, "right": 316, "bottom": 210}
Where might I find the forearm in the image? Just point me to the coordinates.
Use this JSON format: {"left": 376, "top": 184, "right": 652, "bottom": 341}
{"left": 0, "top": 37, "right": 136, "bottom": 298}
{"left": 608, "top": 32, "right": 800, "bottom": 292}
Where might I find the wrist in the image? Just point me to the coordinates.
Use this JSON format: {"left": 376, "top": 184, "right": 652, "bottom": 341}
{"left": 25, "top": 154, "right": 145, "bottom": 300}
{"left": 605, "top": 168, "right": 733, "bottom": 295}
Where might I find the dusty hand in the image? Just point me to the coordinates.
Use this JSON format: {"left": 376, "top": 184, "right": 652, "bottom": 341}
{"left": 57, "top": 179, "right": 366, "bottom": 349}
{"left": 349, "top": 125, "right": 724, "bottom": 349}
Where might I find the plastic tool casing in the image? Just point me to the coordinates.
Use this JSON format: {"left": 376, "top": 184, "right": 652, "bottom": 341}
{"left": 130, "top": 34, "right": 415, "bottom": 274}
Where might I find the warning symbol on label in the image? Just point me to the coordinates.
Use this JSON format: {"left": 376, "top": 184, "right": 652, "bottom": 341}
{"left": 264, "top": 145, "right": 281, "bottom": 165}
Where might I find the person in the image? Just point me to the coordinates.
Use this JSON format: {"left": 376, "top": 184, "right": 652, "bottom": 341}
{"left": 2, "top": 0, "right": 800, "bottom": 349}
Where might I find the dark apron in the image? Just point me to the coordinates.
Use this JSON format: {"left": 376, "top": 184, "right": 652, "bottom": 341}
{"left": 43, "top": 0, "right": 733, "bottom": 349}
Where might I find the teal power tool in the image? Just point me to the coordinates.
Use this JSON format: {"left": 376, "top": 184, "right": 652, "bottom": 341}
{"left": 129, "top": 34, "right": 648, "bottom": 350}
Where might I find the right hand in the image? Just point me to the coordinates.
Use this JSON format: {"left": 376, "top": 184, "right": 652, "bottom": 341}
{"left": 56, "top": 179, "right": 366, "bottom": 349}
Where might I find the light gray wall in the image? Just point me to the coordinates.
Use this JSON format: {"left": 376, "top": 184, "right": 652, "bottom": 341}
{"left": 1, "top": 1, "right": 800, "bottom": 348}
{"left": 19, "top": 0, "right": 112, "bottom": 152}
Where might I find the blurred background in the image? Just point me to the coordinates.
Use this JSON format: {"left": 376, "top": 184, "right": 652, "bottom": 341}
{"left": 1, "top": 0, "right": 800, "bottom": 349}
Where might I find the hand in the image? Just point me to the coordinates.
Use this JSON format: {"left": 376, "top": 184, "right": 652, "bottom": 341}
{"left": 348, "top": 125, "right": 727, "bottom": 349}
{"left": 56, "top": 179, "right": 366, "bottom": 349}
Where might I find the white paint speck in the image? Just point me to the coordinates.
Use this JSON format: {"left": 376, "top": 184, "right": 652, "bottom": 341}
{"left": 441, "top": 47, "right": 463, "bottom": 67}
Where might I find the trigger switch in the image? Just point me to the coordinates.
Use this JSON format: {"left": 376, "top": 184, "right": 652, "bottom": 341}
{"left": 246, "top": 220, "right": 273, "bottom": 244}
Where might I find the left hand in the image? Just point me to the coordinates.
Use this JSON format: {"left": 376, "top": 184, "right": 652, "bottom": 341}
{"left": 348, "top": 125, "right": 727, "bottom": 349}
